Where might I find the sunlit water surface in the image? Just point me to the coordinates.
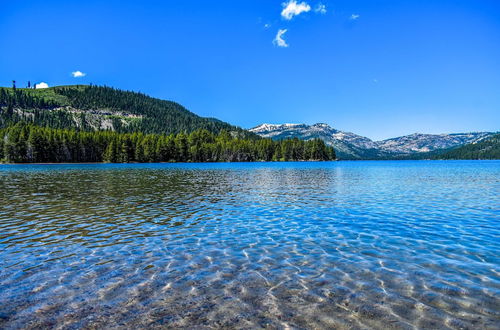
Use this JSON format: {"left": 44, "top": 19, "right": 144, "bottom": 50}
{"left": 0, "top": 161, "right": 499, "bottom": 329}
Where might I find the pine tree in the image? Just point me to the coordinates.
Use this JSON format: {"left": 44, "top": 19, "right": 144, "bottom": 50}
{"left": 104, "top": 139, "right": 118, "bottom": 163}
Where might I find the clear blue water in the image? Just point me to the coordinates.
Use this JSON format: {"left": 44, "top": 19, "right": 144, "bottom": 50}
{"left": 0, "top": 161, "right": 499, "bottom": 329}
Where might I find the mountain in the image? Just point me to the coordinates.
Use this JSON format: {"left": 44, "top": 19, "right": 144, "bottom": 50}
{"left": 3, "top": 86, "right": 496, "bottom": 161}
{"left": 433, "top": 133, "right": 500, "bottom": 160}
{"left": 377, "top": 132, "right": 494, "bottom": 154}
{"left": 250, "top": 123, "right": 384, "bottom": 159}
{"left": 0, "top": 85, "right": 336, "bottom": 164}
{"left": 0, "top": 85, "right": 255, "bottom": 138}
{"left": 250, "top": 123, "right": 496, "bottom": 159}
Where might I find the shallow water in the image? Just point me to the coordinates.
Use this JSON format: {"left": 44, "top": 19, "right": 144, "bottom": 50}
{"left": 0, "top": 161, "right": 499, "bottom": 329}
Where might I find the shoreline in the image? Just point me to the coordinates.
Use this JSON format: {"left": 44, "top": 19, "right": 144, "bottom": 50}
{"left": 2, "top": 160, "right": 336, "bottom": 165}
{"left": 0, "top": 159, "right": 497, "bottom": 165}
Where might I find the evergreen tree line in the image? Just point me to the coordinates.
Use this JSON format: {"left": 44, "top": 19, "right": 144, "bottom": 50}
{"left": 0, "top": 123, "right": 336, "bottom": 163}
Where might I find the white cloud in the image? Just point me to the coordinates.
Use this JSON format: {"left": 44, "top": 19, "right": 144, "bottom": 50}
{"left": 315, "top": 3, "right": 327, "bottom": 14}
{"left": 281, "top": 0, "right": 311, "bottom": 20}
{"left": 72, "top": 70, "right": 86, "bottom": 78}
{"left": 35, "top": 82, "right": 49, "bottom": 89}
{"left": 350, "top": 14, "right": 360, "bottom": 20}
{"left": 273, "top": 29, "right": 289, "bottom": 48}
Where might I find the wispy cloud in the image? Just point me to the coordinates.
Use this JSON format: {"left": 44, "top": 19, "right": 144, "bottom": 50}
{"left": 274, "top": 29, "right": 289, "bottom": 48}
{"left": 315, "top": 3, "right": 327, "bottom": 14}
{"left": 281, "top": 0, "right": 311, "bottom": 20}
{"left": 71, "top": 70, "right": 86, "bottom": 78}
{"left": 35, "top": 82, "right": 49, "bottom": 89}
{"left": 350, "top": 14, "right": 360, "bottom": 20}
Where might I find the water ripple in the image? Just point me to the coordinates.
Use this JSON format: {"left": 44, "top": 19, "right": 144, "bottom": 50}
{"left": 0, "top": 161, "right": 499, "bottom": 329}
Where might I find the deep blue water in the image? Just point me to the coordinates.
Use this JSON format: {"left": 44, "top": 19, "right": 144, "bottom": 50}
{"left": 0, "top": 161, "right": 499, "bottom": 329}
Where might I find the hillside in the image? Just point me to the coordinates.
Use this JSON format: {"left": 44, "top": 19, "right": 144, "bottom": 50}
{"left": 377, "top": 132, "right": 493, "bottom": 154}
{"left": 250, "top": 123, "right": 495, "bottom": 160}
{"left": 0, "top": 85, "right": 255, "bottom": 138}
{"left": 250, "top": 123, "right": 387, "bottom": 159}
{"left": 434, "top": 133, "right": 500, "bottom": 160}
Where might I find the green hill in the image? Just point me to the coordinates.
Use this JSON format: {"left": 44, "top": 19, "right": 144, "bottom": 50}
{"left": 0, "top": 85, "right": 254, "bottom": 138}
{"left": 0, "top": 85, "right": 336, "bottom": 163}
{"left": 434, "top": 133, "right": 500, "bottom": 160}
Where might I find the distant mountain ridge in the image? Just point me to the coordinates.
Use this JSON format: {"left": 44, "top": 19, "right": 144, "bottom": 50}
{"left": 435, "top": 133, "right": 500, "bottom": 160}
{"left": 250, "top": 123, "right": 495, "bottom": 159}
{"left": 2, "top": 86, "right": 496, "bottom": 160}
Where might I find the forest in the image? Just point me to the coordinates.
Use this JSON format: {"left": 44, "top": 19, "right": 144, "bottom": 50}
{"left": 0, "top": 123, "right": 335, "bottom": 163}
{"left": 0, "top": 85, "right": 254, "bottom": 137}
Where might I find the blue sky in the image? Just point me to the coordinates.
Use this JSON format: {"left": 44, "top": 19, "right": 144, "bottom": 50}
{"left": 1, "top": 0, "right": 499, "bottom": 140}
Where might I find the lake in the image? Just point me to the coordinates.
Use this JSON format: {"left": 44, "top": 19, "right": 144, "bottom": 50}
{"left": 0, "top": 161, "right": 499, "bottom": 329}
